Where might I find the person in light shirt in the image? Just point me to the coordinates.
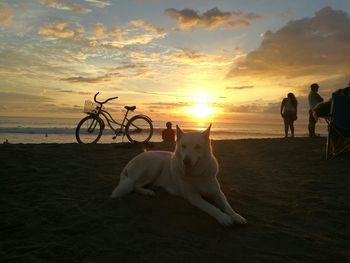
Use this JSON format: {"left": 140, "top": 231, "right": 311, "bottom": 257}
{"left": 308, "top": 83, "right": 324, "bottom": 137}
{"left": 280, "top": 93, "right": 298, "bottom": 138}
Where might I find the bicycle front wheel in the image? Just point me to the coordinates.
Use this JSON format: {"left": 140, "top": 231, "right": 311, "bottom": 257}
{"left": 76, "top": 115, "right": 103, "bottom": 144}
{"left": 125, "top": 115, "right": 153, "bottom": 143}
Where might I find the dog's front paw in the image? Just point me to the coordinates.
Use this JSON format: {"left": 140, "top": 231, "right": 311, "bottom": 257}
{"left": 231, "top": 213, "right": 247, "bottom": 224}
{"left": 135, "top": 187, "right": 155, "bottom": 196}
{"left": 142, "top": 189, "right": 155, "bottom": 196}
{"left": 217, "top": 213, "right": 234, "bottom": 227}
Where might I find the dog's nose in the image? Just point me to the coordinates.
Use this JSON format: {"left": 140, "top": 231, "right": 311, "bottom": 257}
{"left": 183, "top": 157, "right": 192, "bottom": 167}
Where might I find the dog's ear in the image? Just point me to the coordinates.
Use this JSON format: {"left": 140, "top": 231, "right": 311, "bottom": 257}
{"left": 202, "top": 123, "right": 212, "bottom": 139}
{"left": 176, "top": 125, "right": 183, "bottom": 140}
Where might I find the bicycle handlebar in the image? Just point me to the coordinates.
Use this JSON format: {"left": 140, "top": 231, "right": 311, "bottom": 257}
{"left": 94, "top": 92, "right": 118, "bottom": 104}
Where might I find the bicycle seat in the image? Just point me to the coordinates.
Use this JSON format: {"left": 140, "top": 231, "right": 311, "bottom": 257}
{"left": 125, "top": 106, "right": 136, "bottom": 111}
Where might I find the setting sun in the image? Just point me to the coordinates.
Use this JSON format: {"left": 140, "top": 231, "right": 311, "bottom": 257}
{"left": 186, "top": 103, "right": 216, "bottom": 119}
{"left": 183, "top": 91, "right": 218, "bottom": 120}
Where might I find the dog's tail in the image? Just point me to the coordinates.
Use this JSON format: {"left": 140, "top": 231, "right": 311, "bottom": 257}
{"left": 110, "top": 167, "right": 134, "bottom": 199}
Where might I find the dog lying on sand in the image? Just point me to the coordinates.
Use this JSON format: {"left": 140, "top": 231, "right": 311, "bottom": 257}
{"left": 111, "top": 125, "right": 246, "bottom": 226}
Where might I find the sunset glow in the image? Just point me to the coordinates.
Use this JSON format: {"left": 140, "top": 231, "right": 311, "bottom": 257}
{"left": 0, "top": 1, "right": 349, "bottom": 124}
{"left": 186, "top": 103, "right": 216, "bottom": 120}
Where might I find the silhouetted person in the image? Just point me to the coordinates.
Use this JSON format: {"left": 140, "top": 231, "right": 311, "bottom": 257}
{"left": 313, "top": 82, "right": 350, "bottom": 152}
{"left": 313, "top": 82, "right": 350, "bottom": 119}
{"left": 280, "top": 93, "right": 298, "bottom": 137}
{"left": 162, "top": 122, "right": 175, "bottom": 142}
{"left": 308, "top": 83, "right": 323, "bottom": 137}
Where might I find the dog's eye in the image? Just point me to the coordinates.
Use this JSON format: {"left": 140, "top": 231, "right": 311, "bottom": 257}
{"left": 181, "top": 144, "right": 186, "bottom": 149}
{"left": 194, "top": 144, "right": 201, "bottom": 150}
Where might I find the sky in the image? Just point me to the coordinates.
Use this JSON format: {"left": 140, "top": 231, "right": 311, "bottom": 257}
{"left": 0, "top": 0, "right": 350, "bottom": 123}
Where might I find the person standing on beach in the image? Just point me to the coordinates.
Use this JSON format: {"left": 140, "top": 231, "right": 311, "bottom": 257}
{"left": 280, "top": 93, "right": 298, "bottom": 138}
{"left": 308, "top": 83, "right": 324, "bottom": 137}
{"left": 162, "top": 121, "right": 175, "bottom": 142}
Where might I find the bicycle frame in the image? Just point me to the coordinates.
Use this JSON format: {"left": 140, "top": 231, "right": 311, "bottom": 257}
{"left": 92, "top": 107, "right": 132, "bottom": 135}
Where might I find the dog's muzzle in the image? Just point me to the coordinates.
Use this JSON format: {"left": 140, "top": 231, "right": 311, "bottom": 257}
{"left": 182, "top": 156, "right": 200, "bottom": 177}
{"left": 183, "top": 157, "right": 192, "bottom": 167}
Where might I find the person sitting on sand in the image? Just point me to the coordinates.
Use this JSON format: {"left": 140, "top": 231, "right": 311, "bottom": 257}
{"left": 280, "top": 93, "right": 298, "bottom": 138}
{"left": 312, "top": 83, "right": 350, "bottom": 120}
{"left": 312, "top": 83, "right": 350, "bottom": 152}
{"left": 162, "top": 122, "right": 175, "bottom": 142}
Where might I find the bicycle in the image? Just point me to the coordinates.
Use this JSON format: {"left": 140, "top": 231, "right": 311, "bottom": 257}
{"left": 75, "top": 92, "right": 153, "bottom": 144}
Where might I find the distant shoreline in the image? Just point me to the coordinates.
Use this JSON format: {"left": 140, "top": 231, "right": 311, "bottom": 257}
{"left": 1, "top": 136, "right": 328, "bottom": 145}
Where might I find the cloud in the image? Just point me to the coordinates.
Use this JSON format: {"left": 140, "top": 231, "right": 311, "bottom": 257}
{"left": 85, "top": 0, "right": 111, "bottom": 8}
{"left": 57, "top": 89, "right": 93, "bottom": 95}
{"left": 92, "top": 22, "right": 105, "bottom": 37}
{"left": 90, "top": 20, "right": 166, "bottom": 47}
{"left": 37, "top": 18, "right": 165, "bottom": 48}
{"left": 0, "top": 43, "right": 93, "bottom": 82}
{"left": 38, "top": 20, "right": 84, "bottom": 39}
{"left": 108, "top": 63, "right": 150, "bottom": 77}
{"left": 38, "top": 104, "right": 82, "bottom": 114}
{"left": 60, "top": 74, "right": 112, "bottom": 83}
{"left": 173, "top": 48, "right": 208, "bottom": 61}
{"left": 132, "top": 90, "right": 190, "bottom": 99}
{"left": 227, "top": 7, "right": 350, "bottom": 81}
{"left": 0, "top": 5, "right": 13, "bottom": 25}
{"left": 129, "top": 19, "right": 166, "bottom": 35}
{"left": 0, "top": 92, "right": 60, "bottom": 115}
{"left": 0, "top": 92, "right": 53, "bottom": 103}
{"left": 165, "top": 48, "right": 232, "bottom": 67}
{"left": 226, "top": 103, "right": 261, "bottom": 113}
{"left": 164, "top": 7, "right": 261, "bottom": 30}
{"left": 226, "top": 101, "right": 280, "bottom": 114}
{"left": 42, "top": 0, "right": 91, "bottom": 13}
{"left": 145, "top": 101, "right": 191, "bottom": 110}
{"left": 60, "top": 63, "right": 151, "bottom": 83}
{"left": 226, "top": 85, "right": 254, "bottom": 90}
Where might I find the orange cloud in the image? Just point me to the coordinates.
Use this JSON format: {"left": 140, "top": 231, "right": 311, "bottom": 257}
{"left": 0, "top": 5, "right": 13, "bottom": 25}
{"left": 42, "top": 0, "right": 91, "bottom": 13}
{"left": 38, "top": 21, "right": 84, "bottom": 39}
{"left": 85, "top": 0, "right": 111, "bottom": 8}
{"left": 166, "top": 48, "right": 232, "bottom": 67}
{"left": 109, "top": 63, "right": 150, "bottom": 77}
{"left": 226, "top": 85, "right": 254, "bottom": 90}
{"left": 60, "top": 74, "right": 112, "bottom": 83}
{"left": 164, "top": 7, "right": 261, "bottom": 30}
{"left": 129, "top": 19, "right": 166, "bottom": 35}
{"left": 172, "top": 48, "right": 208, "bottom": 62}
{"left": 88, "top": 19, "right": 166, "bottom": 47}
{"left": 92, "top": 22, "right": 105, "bottom": 37}
{"left": 228, "top": 7, "right": 350, "bottom": 80}
{"left": 60, "top": 63, "right": 151, "bottom": 84}
{"left": 91, "top": 20, "right": 166, "bottom": 47}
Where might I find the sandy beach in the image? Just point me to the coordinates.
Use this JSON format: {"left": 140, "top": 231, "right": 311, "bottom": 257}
{"left": 1, "top": 138, "right": 349, "bottom": 262}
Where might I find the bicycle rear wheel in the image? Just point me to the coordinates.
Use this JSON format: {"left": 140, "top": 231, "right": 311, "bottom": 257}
{"left": 125, "top": 115, "right": 153, "bottom": 143}
{"left": 76, "top": 115, "right": 103, "bottom": 144}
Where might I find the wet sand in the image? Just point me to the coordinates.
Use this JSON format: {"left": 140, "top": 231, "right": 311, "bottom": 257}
{"left": 1, "top": 138, "right": 349, "bottom": 262}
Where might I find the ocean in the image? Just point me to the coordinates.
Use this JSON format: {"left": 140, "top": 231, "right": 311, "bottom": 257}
{"left": 0, "top": 116, "right": 328, "bottom": 144}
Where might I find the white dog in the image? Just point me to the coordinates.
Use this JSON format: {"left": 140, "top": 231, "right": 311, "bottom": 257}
{"left": 111, "top": 125, "right": 247, "bottom": 226}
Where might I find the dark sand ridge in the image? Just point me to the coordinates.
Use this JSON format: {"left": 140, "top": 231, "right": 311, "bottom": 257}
{"left": 1, "top": 138, "right": 349, "bottom": 262}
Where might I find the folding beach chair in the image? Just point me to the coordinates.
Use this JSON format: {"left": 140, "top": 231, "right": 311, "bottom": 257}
{"left": 326, "top": 93, "right": 350, "bottom": 159}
